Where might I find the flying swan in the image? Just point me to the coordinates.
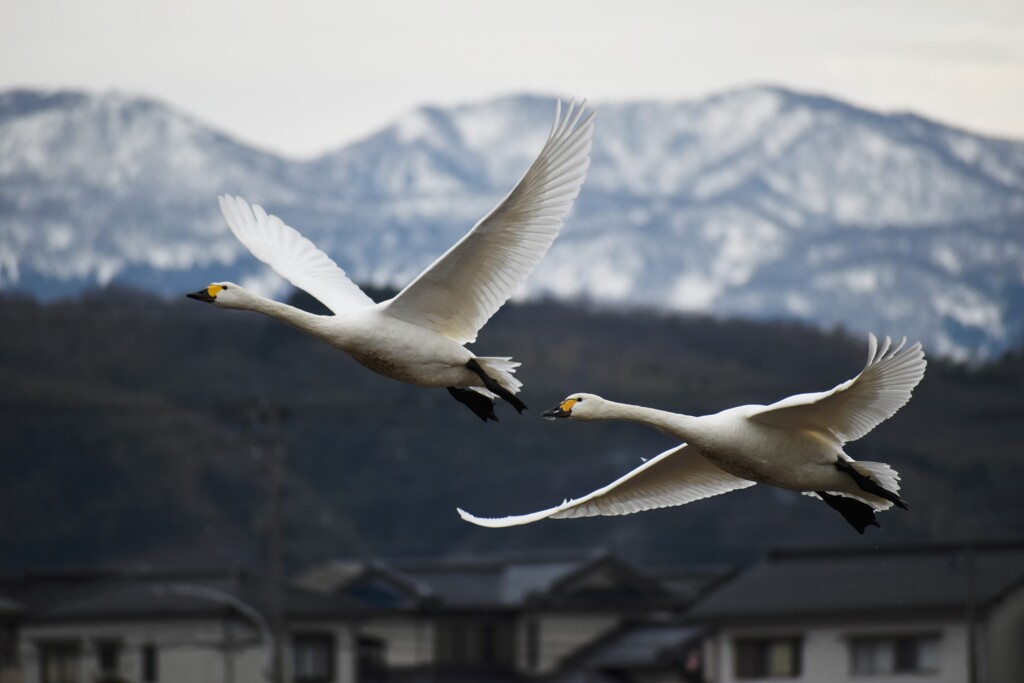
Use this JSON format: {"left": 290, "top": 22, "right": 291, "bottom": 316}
{"left": 458, "top": 334, "right": 926, "bottom": 531}
{"left": 188, "top": 101, "right": 594, "bottom": 421}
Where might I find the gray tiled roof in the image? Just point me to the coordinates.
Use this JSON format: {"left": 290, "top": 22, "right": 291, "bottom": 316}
{"left": 551, "top": 621, "right": 703, "bottom": 683}
{"left": 689, "top": 542, "right": 1024, "bottom": 621}
{"left": 294, "top": 560, "right": 434, "bottom": 603}
{"left": 0, "top": 570, "right": 361, "bottom": 622}
{"left": 294, "top": 554, "right": 616, "bottom": 609}
{"left": 0, "top": 595, "right": 22, "bottom": 613}
{"left": 586, "top": 623, "right": 703, "bottom": 667}
{"left": 396, "top": 560, "right": 580, "bottom": 608}
{"left": 394, "top": 554, "right": 669, "bottom": 608}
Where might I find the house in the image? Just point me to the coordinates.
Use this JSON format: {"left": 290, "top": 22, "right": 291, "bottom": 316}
{"left": 1, "top": 595, "right": 21, "bottom": 683}
{"left": 550, "top": 618, "right": 706, "bottom": 683}
{"left": 296, "top": 551, "right": 720, "bottom": 681}
{"left": 8, "top": 542, "right": 1022, "bottom": 683}
{"left": 0, "top": 553, "right": 725, "bottom": 683}
{"left": 0, "top": 567, "right": 371, "bottom": 683}
{"left": 687, "top": 541, "right": 1024, "bottom": 683}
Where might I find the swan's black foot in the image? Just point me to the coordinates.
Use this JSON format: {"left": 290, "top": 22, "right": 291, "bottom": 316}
{"left": 817, "top": 491, "right": 880, "bottom": 534}
{"left": 447, "top": 387, "right": 499, "bottom": 422}
{"left": 465, "top": 358, "right": 527, "bottom": 414}
{"left": 835, "top": 460, "right": 908, "bottom": 510}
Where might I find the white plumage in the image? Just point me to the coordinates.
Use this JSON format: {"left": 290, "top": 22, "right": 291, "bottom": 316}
{"left": 458, "top": 334, "right": 926, "bottom": 531}
{"left": 189, "top": 101, "right": 594, "bottom": 421}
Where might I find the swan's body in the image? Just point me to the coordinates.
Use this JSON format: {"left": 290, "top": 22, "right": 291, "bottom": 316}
{"left": 459, "top": 334, "right": 926, "bottom": 532}
{"left": 188, "top": 101, "right": 595, "bottom": 420}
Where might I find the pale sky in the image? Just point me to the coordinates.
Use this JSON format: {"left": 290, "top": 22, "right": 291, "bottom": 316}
{"left": 3, "top": 0, "right": 1023, "bottom": 157}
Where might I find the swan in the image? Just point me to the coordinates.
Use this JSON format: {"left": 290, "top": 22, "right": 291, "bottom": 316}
{"left": 458, "top": 334, "right": 926, "bottom": 532}
{"left": 187, "top": 101, "right": 594, "bottom": 421}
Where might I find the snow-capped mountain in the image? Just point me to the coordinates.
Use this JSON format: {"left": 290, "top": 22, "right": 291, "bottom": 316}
{"left": 2, "top": 87, "right": 1023, "bottom": 360}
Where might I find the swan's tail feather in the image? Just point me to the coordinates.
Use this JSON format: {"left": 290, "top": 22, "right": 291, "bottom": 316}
{"left": 474, "top": 357, "right": 523, "bottom": 394}
{"left": 839, "top": 460, "right": 907, "bottom": 511}
{"left": 468, "top": 357, "right": 527, "bottom": 413}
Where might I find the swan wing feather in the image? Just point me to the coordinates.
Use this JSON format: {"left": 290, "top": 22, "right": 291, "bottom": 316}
{"left": 747, "top": 333, "right": 927, "bottom": 443}
{"left": 218, "top": 195, "right": 375, "bottom": 314}
{"left": 382, "top": 100, "right": 594, "bottom": 344}
{"left": 457, "top": 444, "right": 755, "bottom": 528}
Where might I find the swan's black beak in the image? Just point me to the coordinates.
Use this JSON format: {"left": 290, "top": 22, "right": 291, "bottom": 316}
{"left": 542, "top": 400, "right": 575, "bottom": 421}
{"left": 186, "top": 288, "right": 216, "bottom": 303}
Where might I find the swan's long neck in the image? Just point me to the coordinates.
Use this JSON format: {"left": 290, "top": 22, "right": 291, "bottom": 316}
{"left": 600, "top": 400, "right": 701, "bottom": 441}
{"left": 238, "top": 294, "right": 332, "bottom": 338}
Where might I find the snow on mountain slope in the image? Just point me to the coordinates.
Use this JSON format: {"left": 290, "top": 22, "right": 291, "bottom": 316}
{"left": 0, "top": 90, "right": 301, "bottom": 288}
{"left": 1, "top": 87, "right": 1023, "bottom": 360}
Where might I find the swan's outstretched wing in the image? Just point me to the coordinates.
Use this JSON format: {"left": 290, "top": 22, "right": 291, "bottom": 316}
{"left": 218, "top": 195, "right": 375, "bottom": 314}
{"left": 458, "top": 444, "right": 755, "bottom": 528}
{"left": 382, "top": 100, "right": 595, "bottom": 344}
{"left": 747, "top": 334, "right": 927, "bottom": 443}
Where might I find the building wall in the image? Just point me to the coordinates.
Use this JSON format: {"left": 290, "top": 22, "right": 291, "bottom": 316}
{"left": 706, "top": 618, "right": 968, "bottom": 683}
{"left": 984, "top": 585, "right": 1024, "bottom": 683}
{"left": 19, "top": 618, "right": 357, "bottom": 683}
{"left": 286, "top": 621, "right": 356, "bottom": 683}
{"left": 531, "top": 613, "right": 620, "bottom": 675}
{"left": 357, "top": 617, "right": 434, "bottom": 669}
{"left": 21, "top": 619, "right": 249, "bottom": 683}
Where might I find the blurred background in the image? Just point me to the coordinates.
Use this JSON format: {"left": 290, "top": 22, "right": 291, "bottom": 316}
{"left": 1, "top": 2, "right": 1023, "bottom": 682}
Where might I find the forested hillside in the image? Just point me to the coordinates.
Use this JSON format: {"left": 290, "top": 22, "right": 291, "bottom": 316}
{"left": 1, "top": 290, "right": 1021, "bottom": 573}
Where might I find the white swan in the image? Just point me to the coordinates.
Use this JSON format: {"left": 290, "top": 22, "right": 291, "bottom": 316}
{"left": 459, "top": 334, "right": 926, "bottom": 531}
{"left": 188, "top": 101, "right": 594, "bottom": 421}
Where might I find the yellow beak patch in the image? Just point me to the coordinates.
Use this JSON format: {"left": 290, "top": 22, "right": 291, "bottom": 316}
{"left": 207, "top": 284, "right": 223, "bottom": 298}
{"left": 559, "top": 398, "right": 579, "bottom": 413}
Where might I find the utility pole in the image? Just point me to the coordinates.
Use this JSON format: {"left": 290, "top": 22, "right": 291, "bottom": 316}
{"left": 247, "top": 402, "right": 288, "bottom": 683}
{"left": 965, "top": 544, "right": 978, "bottom": 683}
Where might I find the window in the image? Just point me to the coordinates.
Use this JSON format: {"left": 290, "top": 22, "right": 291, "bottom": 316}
{"left": 95, "top": 640, "right": 121, "bottom": 676}
{"left": 141, "top": 643, "right": 158, "bottom": 682}
{"left": 435, "top": 618, "right": 514, "bottom": 670}
{"left": 293, "top": 633, "right": 335, "bottom": 683}
{"left": 525, "top": 619, "right": 540, "bottom": 671}
{"left": 357, "top": 636, "right": 386, "bottom": 683}
{"left": 850, "top": 635, "right": 940, "bottom": 675}
{"left": 39, "top": 641, "right": 80, "bottom": 683}
{"left": 734, "top": 637, "right": 802, "bottom": 679}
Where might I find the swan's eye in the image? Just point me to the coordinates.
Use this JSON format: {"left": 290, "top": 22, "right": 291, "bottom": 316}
{"left": 221, "top": 285, "right": 229, "bottom": 290}
{"left": 576, "top": 397, "right": 584, "bottom": 402}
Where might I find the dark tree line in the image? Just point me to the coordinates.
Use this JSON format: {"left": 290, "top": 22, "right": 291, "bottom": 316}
{"left": 1, "top": 288, "right": 1022, "bottom": 573}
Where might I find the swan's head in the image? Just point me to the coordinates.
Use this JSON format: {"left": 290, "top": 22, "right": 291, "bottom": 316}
{"left": 186, "top": 282, "right": 249, "bottom": 309}
{"left": 542, "top": 393, "right": 607, "bottom": 421}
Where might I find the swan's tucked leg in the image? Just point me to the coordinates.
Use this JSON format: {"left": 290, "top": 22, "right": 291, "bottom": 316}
{"left": 835, "top": 460, "right": 908, "bottom": 510}
{"left": 817, "top": 491, "right": 880, "bottom": 534}
{"left": 447, "top": 387, "right": 499, "bottom": 422}
{"left": 466, "top": 358, "right": 527, "bottom": 414}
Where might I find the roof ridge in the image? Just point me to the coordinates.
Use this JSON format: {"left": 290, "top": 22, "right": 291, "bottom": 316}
{"left": 770, "top": 539, "right": 1024, "bottom": 560}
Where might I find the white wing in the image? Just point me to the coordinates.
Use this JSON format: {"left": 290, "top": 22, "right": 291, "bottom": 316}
{"left": 747, "top": 334, "right": 927, "bottom": 443}
{"left": 382, "top": 100, "right": 595, "bottom": 344}
{"left": 218, "top": 195, "right": 375, "bottom": 314}
{"left": 457, "top": 444, "right": 755, "bottom": 528}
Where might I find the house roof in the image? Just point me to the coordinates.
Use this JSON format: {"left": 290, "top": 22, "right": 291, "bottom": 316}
{"left": 585, "top": 622, "right": 703, "bottom": 668}
{"left": 550, "top": 620, "right": 704, "bottom": 683}
{"left": 390, "top": 552, "right": 673, "bottom": 609}
{"left": 652, "top": 564, "right": 735, "bottom": 604}
{"left": 0, "top": 594, "right": 22, "bottom": 614}
{"left": 689, "top": 541, "right": 1024, "bottom": 621}
{"left": 396, "top": 558, "right": 582, "bottom": 608}
{"left": 295, "top": 560, "right": 433, "bottom": 608}
{"left": 0, "top": 568, "right": 364, "bottom": 623}
{"left": 297, "top": 551, "right": 678, "bottom": 611}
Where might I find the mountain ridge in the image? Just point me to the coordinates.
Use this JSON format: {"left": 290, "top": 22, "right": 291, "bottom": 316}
{"left": 1, "top": 86, "right": 1022, "bottom": 360}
